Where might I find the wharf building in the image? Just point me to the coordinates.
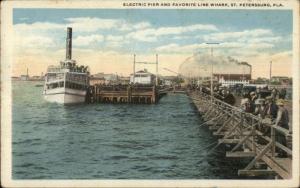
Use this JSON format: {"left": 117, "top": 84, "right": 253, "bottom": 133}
{"left": 90, "top": 72, "right": 130, "bottom": 86}
{"left": 130, "top": 69, "right": 156, "bottom": 85}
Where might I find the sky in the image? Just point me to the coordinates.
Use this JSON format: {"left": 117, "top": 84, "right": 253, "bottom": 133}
{"left": 13, "top": 9, "right": 293, "bottom": 78}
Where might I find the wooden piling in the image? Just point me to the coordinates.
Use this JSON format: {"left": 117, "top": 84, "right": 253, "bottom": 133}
{"left": 87, "top": 84, "right": 168, "bottom": 104}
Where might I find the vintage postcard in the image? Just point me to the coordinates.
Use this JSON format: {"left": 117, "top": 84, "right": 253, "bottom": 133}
{"left": 1, "top": 0, "right": 299, "bottom": 187}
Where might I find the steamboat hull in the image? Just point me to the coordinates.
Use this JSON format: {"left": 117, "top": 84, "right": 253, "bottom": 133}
{"left": 43, "top": 88, "right": 86, "bottom": 104}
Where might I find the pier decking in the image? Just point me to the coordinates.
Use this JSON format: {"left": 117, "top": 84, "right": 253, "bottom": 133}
{"left": 189, "top": 91, "right": 292, "bottom": 179}
{"left": 86, "top": 84, "right": 169, "bottom": 104}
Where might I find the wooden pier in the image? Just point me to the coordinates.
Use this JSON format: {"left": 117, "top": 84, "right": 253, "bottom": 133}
{"left": 189, "top": 91, "right": 292, "bottom": 179}
{"left": 86, "top": 84, "right": 169, "bottom": 104}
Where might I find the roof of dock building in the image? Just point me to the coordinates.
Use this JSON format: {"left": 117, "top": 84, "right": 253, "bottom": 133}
{"left": 130, "top": 69, "right": 155, "bottom": 76}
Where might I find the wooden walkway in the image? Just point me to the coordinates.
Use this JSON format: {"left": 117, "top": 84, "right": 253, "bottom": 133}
{"left": 189, "top": 91, "right": 292, "bottom": 179}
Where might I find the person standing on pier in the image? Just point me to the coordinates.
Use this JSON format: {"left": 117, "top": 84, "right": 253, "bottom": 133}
{"left": 264, "top": 96, "right": 278, "bottom": 120}
{"left": 256, "top": 88, "right": 262, "bottom": 99}
{"left": 241, "top": 98, "right": 249, "bottom": 111}
{"left": 271, "top": 88, "right": 278, "bottom": 100}
{"left": 249, "top": 91, "right": 257, "bottom": 113}
{"left": 278, "top": 88, "right": 287, "bottom": 99}
{"left": 224, "top": 90, "right": 235, "bottom": 106}
{"left": 254, "top": 99, "right": 266, "bottom": 118}
{"left": 275, "top": 99, "right": 291, "bottom": 157}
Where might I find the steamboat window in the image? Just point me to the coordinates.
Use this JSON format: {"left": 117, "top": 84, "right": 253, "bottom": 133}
{"left": 65, "top": 81, "right": 86, "bottom": 90}
{"left": 47, "top": 73, "right": 64, "bottom": 81}
{"left": 47, "top": 81, "right": 64, "bottom": 89}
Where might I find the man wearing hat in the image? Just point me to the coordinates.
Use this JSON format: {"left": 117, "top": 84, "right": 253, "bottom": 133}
{"left": 241, "top": 98, "right": 251, "bottom": 112}
{"left": 254, "top": 99, "right": 266, "bottom": 118}
{"left": 264, "top": 96, "right": 278, "bottom": 120}
{"left": 275, "top": 99, "right": 290, "bottom": 157}
{"left": 271, "top": 88, "right": 278, "bottom": 100}
{"left": 249, "top": 91, "right": 257, "bottom": 113}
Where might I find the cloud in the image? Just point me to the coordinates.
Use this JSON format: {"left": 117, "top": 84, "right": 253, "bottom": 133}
{"left": 155, "top": 43, "right": 199, "bottom": 53}
{"left": 247, "top": 42, "right": 274, "bottom": 49}
{"left": 126, "top": 29, "right": 157, "bottom": 42}
{"left": 155, "top": 40, "right": 278, "bottom": 57}
{"left": 106, "top": 35, "right": 124, "bottom": 42}
{"left": 65, "top": 17, "right": 119, "bottom": 32}
{"left": 14, "top": 17, "right": 152, "bottom": 34}
{"left": 250, "top": 36, "right": 282, "bottom": 43}
{"left": 14, "top": 35, "right": 56, "bottom": 51}
{"left": 133, "top": 22, "right": 152, "bottom": 30}
{"left": 203, "top": 29, "right": 272, "bottom": 42}
{"left": 13, "top": 17, "right": 154, "bottom": 50}
{"left": 64, "top": 17, "right": 152, "bottom": 33}
{"left": 105, "top": 35, "right": 125, "bottom": 47}
{"left": 155, "top": 27, "right": 284, "bottom": 55}
{"left": 155, "top": 42, "right": 245, "bottom": 53}
{"left": 126, "top": 24, "right": 218, "bottom": 42}
{"left": 14, "top": 22, "right": 64, "bottom": 33}
{"left": 73, "top": 34, "right": 104, "bottom": 46}
{"left": 155, "top": 24, "right": 218, "bottom": 35}
{"left": 14, "top": 22, "right": 63, "bottom": 53}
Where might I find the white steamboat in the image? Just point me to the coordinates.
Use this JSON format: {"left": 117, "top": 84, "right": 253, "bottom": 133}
{"left": 43, "top": 28, "right": 90, "bottom": 104}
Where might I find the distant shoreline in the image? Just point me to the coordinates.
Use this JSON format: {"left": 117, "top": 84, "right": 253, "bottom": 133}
{"left": 12, "top": 80, "right": 44, "bottom": 82}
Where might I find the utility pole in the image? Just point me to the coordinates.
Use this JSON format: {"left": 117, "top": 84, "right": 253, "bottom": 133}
{"left": 156, "top": 54, "right": 158, "bottom": 86}
{"left": 133, "top": 54, "right": 136, "bottom": 83}
{"left": 210, "top": 47, "right": 213, "bottom": 103}
{"left": 269, "top": 60, "right": 272, "bottom": 81}
{"left": 205, "top": 42, "right": 220, "bottom": 103}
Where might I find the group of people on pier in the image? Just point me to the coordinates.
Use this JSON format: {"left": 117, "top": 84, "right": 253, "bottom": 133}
{"left": 195, "top": 85, "right": 237, "bottom": 106}
{"left": 240, "top": 88, "right": 290, "bottom": 129}
{"left": 194, "top": 84, "right": 291, "bottom": 157}
{"left": 240, "top": 87, "right": 291, "bottom": 157}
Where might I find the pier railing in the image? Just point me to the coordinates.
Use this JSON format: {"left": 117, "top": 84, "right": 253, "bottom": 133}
{"left": 189, "top": 91, "right": 292, "bottom": 179}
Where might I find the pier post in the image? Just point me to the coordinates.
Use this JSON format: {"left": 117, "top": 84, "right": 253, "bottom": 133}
{"left": 271, "top": 125, "right": 275, "bottom": 157}
{"left": 92, "top": 86, "right": 97, "bottom": 103}
{"left": 127, "top": 85, "right": 132, "bottom": 103}
{"left": 96, "top": 86, "right": 99, "bottom": 102}
{"left": 152, "top": 85, "right": 156, "bottom": 103}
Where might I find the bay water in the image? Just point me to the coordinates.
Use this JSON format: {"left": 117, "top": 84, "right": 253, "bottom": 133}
{"left": 13, "top": 81, "right": 251, "bottom": 179}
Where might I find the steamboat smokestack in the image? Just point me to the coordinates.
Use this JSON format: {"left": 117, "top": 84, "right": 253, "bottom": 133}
{"left": 66, "top": 27, "right": 72, "bottom": 60}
